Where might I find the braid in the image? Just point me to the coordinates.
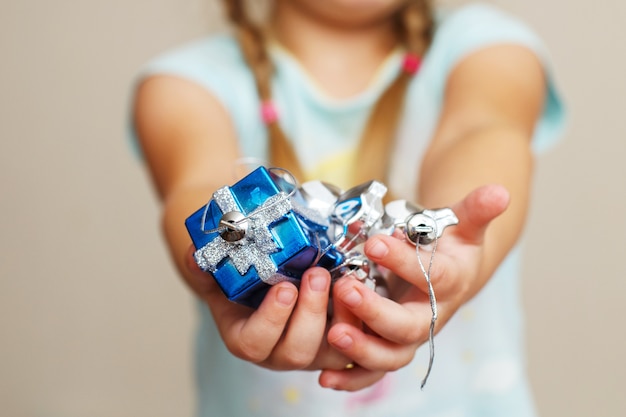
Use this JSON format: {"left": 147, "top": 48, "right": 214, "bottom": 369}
{"left": 353, "top": 0, "right": 434, "bottom": 190}
{"left": 223, "top": 0, "right": 305, "bottom": 180}
{"left": 401, "top": 0, "right": 434, "bottom": 56}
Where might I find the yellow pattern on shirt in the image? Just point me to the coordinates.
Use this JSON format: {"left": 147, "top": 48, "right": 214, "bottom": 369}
{"left": 304, "top": 148, "right": 358, "bottom": 191}
{"left": 283, "top": 386, "right": 301, "bottom": 405}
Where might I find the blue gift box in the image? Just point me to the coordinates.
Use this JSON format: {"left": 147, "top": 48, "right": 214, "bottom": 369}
{"left": 185, "top": 167, "right": 337, "bottom": 308}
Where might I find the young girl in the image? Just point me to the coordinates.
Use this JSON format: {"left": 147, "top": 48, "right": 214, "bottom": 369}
{"left": 132, "top": 0, "right": 565, "bottom": 415}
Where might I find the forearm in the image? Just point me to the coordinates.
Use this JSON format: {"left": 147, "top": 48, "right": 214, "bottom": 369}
{"left": 418, "top": 125, "right": 534, "bottom": 297}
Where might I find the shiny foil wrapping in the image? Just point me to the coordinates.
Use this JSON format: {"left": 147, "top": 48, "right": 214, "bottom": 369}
{"left": 185, "top": 167, "right": 336, "bottom": 308}
{"left": 185, "top": 166, "right": 458, "bottom": 309}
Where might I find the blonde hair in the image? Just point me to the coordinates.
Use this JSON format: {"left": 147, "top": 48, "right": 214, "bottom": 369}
{"left": 223, "top": 0, "right": 434, "bottom": 187}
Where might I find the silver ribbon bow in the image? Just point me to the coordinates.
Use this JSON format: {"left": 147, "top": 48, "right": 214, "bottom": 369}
{"left": 194, "top": 186, "right": 292, "bottom": 284}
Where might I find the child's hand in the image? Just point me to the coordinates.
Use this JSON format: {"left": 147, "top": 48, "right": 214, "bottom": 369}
{"left": 185, "top": 250, "right": 355, "bottom": 371}
{"left": 318, "top": 184, "right": 509, "bottom": 391}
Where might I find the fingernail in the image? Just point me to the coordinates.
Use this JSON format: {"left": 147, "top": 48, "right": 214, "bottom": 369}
{"left": 367, "top": 239, "right": 388, "bottom": 259}
{"left": 309, "top": 272, "right": 328, "bottom": 292}
{"left": 331, "top": 333, "right": 354, "bottom": 350}
{"left": 276, "top": 287, "right": 297, "bottom": 306}
{"left": 341, "top": 288, "right": 362, "bottom": 308}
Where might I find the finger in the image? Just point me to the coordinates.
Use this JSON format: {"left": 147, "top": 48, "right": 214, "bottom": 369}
{"left": 332, "top": 277, "right": 429, "bottom": 345}
{"left": 327, "top": 319, "right": 419, "bottom": 372}
{"left": 329, "top": 278, "right": 362, "bottom": 332}
{"left": 364, "top": 234, "right": 447, "bottom": 293}
{"left": 235, "top": 282, "right": 299, "bottom": 362}
{"left": 298, "top": 280, "right": 367, "bottom": 371}
{"left": 269, "top": 268, "right": 331, "bottom": 369}
{"left": 319, "top": 367, "right": 387, "bottom": 392}
{"left": 219, "top": 281, "right": 298, "bottom": 363}
{"left": 292, "top": 290, "right": 363, "bottom": 372}
{"left": 450, "top": 184, "right": 510, "bottom": 245}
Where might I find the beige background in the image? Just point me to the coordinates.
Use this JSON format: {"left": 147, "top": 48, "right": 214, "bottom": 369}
{"left": 1, "top": 0, "right": 624, "bottom": 416}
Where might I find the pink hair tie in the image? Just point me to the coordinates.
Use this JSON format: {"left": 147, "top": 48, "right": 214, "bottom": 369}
{"left": 260, "top": 100, "right": 278, "bottom": 124}
{"left": 402, "top": 53, "right": 422, "bottom": 75}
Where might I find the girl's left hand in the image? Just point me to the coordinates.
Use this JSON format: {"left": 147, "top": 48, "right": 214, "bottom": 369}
{"left": 318, "top": 184, "right": 510, "bottom": 391}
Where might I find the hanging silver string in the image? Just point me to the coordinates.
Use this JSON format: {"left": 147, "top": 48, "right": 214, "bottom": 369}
{"left": 416, "top": 217, "right": 439, "bottom": 389}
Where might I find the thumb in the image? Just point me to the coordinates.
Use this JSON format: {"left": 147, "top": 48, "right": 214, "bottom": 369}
{"left": 451, "top": 184, "right": 510, "bottom": 245}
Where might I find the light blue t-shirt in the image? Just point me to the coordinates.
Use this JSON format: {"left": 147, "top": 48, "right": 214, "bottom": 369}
{"left": 133, "top": 3, "right": 565, "bottom": 417}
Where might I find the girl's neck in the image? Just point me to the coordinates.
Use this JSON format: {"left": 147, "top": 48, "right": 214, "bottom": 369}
{"left": 268, "top": 2, "right": 401, "bottom": 99}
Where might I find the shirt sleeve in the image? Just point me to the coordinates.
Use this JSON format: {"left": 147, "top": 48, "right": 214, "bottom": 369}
{"left": 127, "top": 35, "right": 268, "bottom": 161}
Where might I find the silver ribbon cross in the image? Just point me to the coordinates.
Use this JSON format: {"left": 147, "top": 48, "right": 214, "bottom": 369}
{"left": 194, "top": 186, "right": 292, "bottom": 284}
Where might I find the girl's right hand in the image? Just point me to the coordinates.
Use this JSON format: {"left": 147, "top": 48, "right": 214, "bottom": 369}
{"left": 185, "top": 247, "right": 354, "bottom": 371}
